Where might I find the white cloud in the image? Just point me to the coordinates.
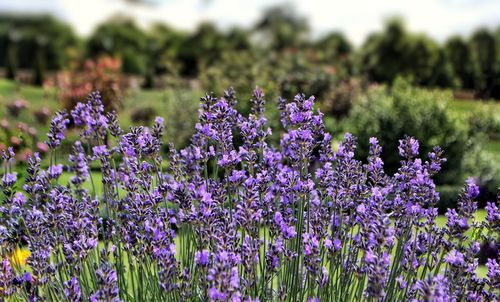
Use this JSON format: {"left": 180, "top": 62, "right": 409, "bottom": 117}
{"left": 1, "top": 0, "right": 499, "bottom": 45}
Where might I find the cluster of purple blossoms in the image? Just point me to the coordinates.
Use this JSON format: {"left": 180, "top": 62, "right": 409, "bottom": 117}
{"left": 46, "top": 110, "right": 70, "bottom": 149}
{"left": 0, "top": 88, "right": 498, "bottom": 302}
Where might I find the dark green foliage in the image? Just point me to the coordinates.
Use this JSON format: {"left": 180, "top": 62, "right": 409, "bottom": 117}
{"left": 358, "top": 19, "right": 456, "bottom": 87}
{"left": 0, "top": 14, "right": 77, "bottom": 78}
{"left": 143, "top": 23, "right": 186, "bottom": 88}
{"left": 469, "top": 28, "right": 499, "bottom": 99}
{"left": 253, "top": 5, "right": 309, "bottom": 51}
{"left": 445, "top": 36, "right": 475, "bottom": 89}
{"left": 87, "top": 18, "right": 148, "bottom": 75}
{"left": 164, "top": 91, "right": 199, "bottom": 149}
{"left": 345, "top": 80, "right": 470, "bottom": 185}
{"left": 177, "top": 22, "right": 239, "bottom": 76}
{"left": 469, "top": 109, "right": 500, "bottom": 139}
{"left": 315, "top": 32, "right": 352, "bottom": 61}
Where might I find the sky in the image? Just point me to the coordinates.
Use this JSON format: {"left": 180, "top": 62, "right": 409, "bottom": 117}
{"left": 0, "top": 0, "right": 499, "bottom": 45}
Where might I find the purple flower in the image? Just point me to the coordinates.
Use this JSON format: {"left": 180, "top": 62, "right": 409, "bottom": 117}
{"left": 208, "top": 287, "right": 227, "bottom": 301}
{"left": 92, "top": 262, "right": 120, "bottom": 302}
{"left": 195, "top": 250, "right": 210, "bottom": 266}
{"left": 93, "top": 145, "right": 108, "bottom": 158}
{"left": 71, "top": 91, "right": 108, "bottom": 139}
{"left": 2, "top": 172, "right": 17, "bottom": 187}
{"left": 64, "top": 277, "right": 82, "bottom": 302}
{"left": 445, "top": 249, "right": 465, "bottom": 268}
{"left": 414, "top": 275, "right": 450, "bottom": 301}
{"left": 0, "top": 258, "right": 14, "bottom": 296}
{"left": 46, "top": 110, "right": 69, "bottom": 149}
{"left": 398, "top": 136, "right": 419, "bottom": 158}
{"left": 464, "top": 177, "right": 479, "bottom": 199}
{"left": 1, "top": 147, "right": 15, "bottom": 161}
{"left": 333, "top": 238, "right": 342, "bottom": 251}
{"left": 1, "top": 88, "right": 495, "bottom": 301}
{"left": 12, "top": 192, "right": 26, "bottom": 206}
{"left": 69, "top": 141, "right": 89, "bottom": 185}
{"left": 486, "top": 258, "right": 499, "bottom": 290}
{"left": 324, "top": 238, "right": 332, "bottom": 249}
{"left": 155, "top": 116, "right": 164, "bottom": 125}
{"left": 48, "top": 164, "right": 63, "bottom": 179}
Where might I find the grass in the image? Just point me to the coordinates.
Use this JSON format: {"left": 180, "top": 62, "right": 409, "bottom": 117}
{"left": 448, "top": 98, "right": 500, "bottom": 118}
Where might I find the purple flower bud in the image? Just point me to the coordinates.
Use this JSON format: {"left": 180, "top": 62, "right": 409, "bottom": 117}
{"left": 48, "top": 164, "right": 63, "bottom": 179}
{"left": 445, "top": 249, "right": 465, "bottom": 267}
{"left": 333, "top": 238, "right": 342, "bottom": 251}
{"left": 13, "top": 192, "right": 26, "bottom": 206}
{"left": 398, "top": 136, "right": 419, "bottom": 158}
{"left": 23, "top": 272, "right": 32, "bottom": 283}
{"left": 324, "top": 238, "right": 332, "bottom": 250}
{"left": 93, "top": 145, "right": 108, "bottom": 158}
{"left": 195, "top": 250, "right": 210, "bottom": 266}
{"left": 465, "top": 177, "right": 479, "bottom": 199}
{"left": 2, "top": 172, "right": 17, "bottom": 187}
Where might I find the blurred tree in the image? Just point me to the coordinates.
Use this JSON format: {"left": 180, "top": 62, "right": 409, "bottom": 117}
{"left": 87, "top": 17, "right": 148, "bottom": 75}
{"left": 4, "top": 30, "right": 20, "bottom": 80}
{"left": 358, "top": 18, "right": 445, "bottom": 86}
{"left": 0, "top": 14, "right": 77, "bottom": 83}
{"left": 225, "top": 27, "right": 251, "bottom": 51}
{"left": 405, "top": 34, "right": 442, "bottom": 85}
{"left": 469, "top": 28, "right": 499, "bottom": 99}
{"left": 358, "top": 18, "right": 408, "bottom": 83}
{"left": 428, "top": 47, "right": 459, "bottom": 88}
{"left": 493, "top": 27, "right": 500, "bottom": 99}
{"left": 178, "top": 22, "right": 227, "bottom": 76}
{"left": 143, "top": 23, "right": 186, "bottom": 88}
{"left": 254, "top": 5, "right": 309, "bottom": 51}
{"left": 315, "top": 32, "right": 352, "bottom": 62}
{"left": 444, "top": 36, "right": 475, "bottom": 89}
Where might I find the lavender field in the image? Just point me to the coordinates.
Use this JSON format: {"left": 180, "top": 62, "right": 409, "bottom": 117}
{"left": 0, "top": 88, "right": 498, "bottom": 301}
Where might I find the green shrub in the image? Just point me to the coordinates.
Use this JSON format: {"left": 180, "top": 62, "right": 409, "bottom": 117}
{"left": 345, "top": 79, "right": 471, "bottom": 185}
{"left": 319, "top": 78, "right": 365, "bottom": 119}
{"left": 163, "top": 90, "right": 199, "bottom": 149}
{"left": 462, "top": 147, "right": 500, "bottom": 206}
{"left": 469, "top": 108, "right": 500, "bottom": 139}
{"left": 199, "top": 50, "right": 278, "bottom": 106}
{"left": 199, "top": 49, "right": 349, "bottom": 118}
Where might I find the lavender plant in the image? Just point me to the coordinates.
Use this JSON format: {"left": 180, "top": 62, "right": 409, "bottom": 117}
{"left": 0, "top": 89, "right": 499, "bottom": 301}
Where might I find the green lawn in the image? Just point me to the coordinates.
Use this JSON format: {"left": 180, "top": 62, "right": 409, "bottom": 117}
{"left": 448, "top": 98, "right": 500, "bottom": 117}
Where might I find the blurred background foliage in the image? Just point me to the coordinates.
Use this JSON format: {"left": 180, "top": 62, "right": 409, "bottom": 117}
{"left": 1, "top": 8, "right": 499, "bottom": 98}
{"left": 0, "top": 4, "right": 499, "bottom": 209}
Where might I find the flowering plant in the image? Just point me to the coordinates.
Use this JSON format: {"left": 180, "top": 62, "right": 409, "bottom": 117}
{"left": 0, "top": 88, "right": 498, "bottom": 301}
{"left": 56, "top": 56, "right": 124, "bottom": 113}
